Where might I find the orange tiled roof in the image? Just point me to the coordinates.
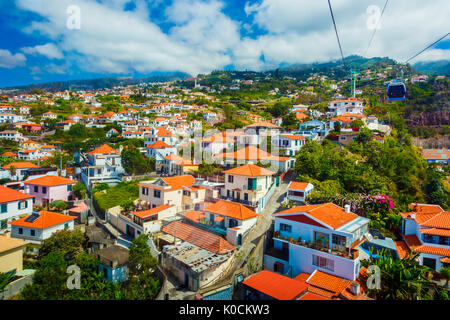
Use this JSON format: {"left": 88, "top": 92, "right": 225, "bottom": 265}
{"left": 288, "top": 181, "right": 311, "bottom": 190}
{"left": 394, "top": 240, "right": 409, "bottom": 259}
{"left": 245, "top": 121, "right": 280, "bottom": 128}
{"left": 182, "top": 211, "right": 205, "bottom": 223}
{"left": 402, "top": 234, "right": 450, "bottom": 256}
{"left": 280, "top": 134, "right": 306, "bottom": 140}
{"left": 161, "top": 175, "right": 196, "bottom": 189}
{"left": 223, "top": 164, "right": 274, "bottom": 177}
{"left": 419, "top": 228, "right": 450, "bottom": 237}
{"left": 242, "top": 270, "right": 309, "bottom": 300}
{"left": 2, "top": 162, "right": 39, "bottom": 169}
{"left": 132, "top": 204, "right": 174, "bottom": 219}
{"left": 421, "top": 149, "right": 449, "bottom": 161}
{"left": 0, "top": 185, "right": 34, "bottom": 203}
{"left": 161, "top": 221, "right": 235, "bottom": 254}
{"left": 204, "top": 200, "right": 258, "bottom": 220}
{"left": 274, "top": 203, "right": 359, "bottom": 230}
{"left": 147, "top": 141, "right": 172, "bottom": 149}
{"left": 294, "top": 272, "right": 311, "bottom": 282}
{"left": 24, "top": 175, "right": 76, "bottom": 186}
{"left": 9, "top": 210, "right": 75, "bottom": 229}
{"left": 88, "top": 144, "right": 118, "bottom": 155}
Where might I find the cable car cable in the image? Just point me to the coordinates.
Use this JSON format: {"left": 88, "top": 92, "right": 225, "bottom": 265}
{"left": 327, "top": 0, "right": 347, "bottom": 69}
{"left": 404, "top": 32, "right": 450, "bottom": 64}
{"left": 364, "top": 0, "right": 389, "bottom": 57}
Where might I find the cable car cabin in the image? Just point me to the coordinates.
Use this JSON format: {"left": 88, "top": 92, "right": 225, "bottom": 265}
{"left": 387, "top": 81, "right": 406, "bottom": 101}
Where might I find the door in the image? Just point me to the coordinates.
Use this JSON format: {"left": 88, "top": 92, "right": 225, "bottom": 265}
{"left": 237, "top": 234, "right": 242, "bottom": 246}
{"left": 184, "top": 273, "right": 189, "bottom": 287}
{"left": 422, "top": 257, "right": 436, "bottom": 271}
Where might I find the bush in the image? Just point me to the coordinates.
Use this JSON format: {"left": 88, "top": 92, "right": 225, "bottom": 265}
{"left": 93, "top": 181, "right": 139, "bottom": 213}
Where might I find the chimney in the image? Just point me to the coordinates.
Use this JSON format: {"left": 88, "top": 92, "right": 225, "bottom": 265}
{"left": 350, "top": 282, "right": 360, "bottom": 296}
{"left": 344, "top": 204, "right": 351, "bottom": 213}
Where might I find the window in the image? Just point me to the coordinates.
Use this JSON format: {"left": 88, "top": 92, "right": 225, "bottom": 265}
{"left": 228, "top": 175, "right": 234, "bottom": 183}
{"left": 332, "top": 234, "right": 346, "bottom": 246}
{"left": 67, "top": 185, "right": 72, "bottom": 191}
{"left": 18, "top": 201, "right": 27, "bottom": 210}
{"left": 423, "top": 234, "right": 434, "bottom": 244}
{"left": 244, "top": 193, "right": 248, "bottom": 201}
{"left": 153, "top": 190, "right": 161, "bottom": 198}
{"left": 280, "top": 223, "right": 292, "bottom": 232}
{"left": 42, "top": 187, "right": 47, "bottom": 193}
{"left": 142, "top": 187, "right": 148, "bottom": 196}
{"left": 64, "top": 223, "right": 69, "bottom": 228}
{"left": 34, "top": 186, "right": 38, "bottom": 193}
{"left": 0, "top": 204, "right": 7, "bottom": 213}
{"left": 312, "top": 255, "right": 334, "bottom": 271}
{"left": 18, "top": 228, "right": 23, "bottom": 234}
{"left": 30, "top": 229, "right": 35, "bottom": 237}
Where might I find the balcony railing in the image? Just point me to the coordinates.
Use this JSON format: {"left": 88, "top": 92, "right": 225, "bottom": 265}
{"left": 273, "top": 232, "right": 359, "bottom": 260}
{"left": 220, "top": 196, "right": 258, "bottom": 207}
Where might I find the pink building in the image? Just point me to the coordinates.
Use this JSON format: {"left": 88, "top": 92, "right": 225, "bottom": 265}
{"left": 24, "top": 175, "right": 77, "bottom": 206}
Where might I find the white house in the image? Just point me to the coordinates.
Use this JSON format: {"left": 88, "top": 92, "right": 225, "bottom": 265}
{"left": 221, "top": 163, "right": 275, "bottom": 213}
{"left": 42, "top": 112, "right": 58, "bottom": 120}
{"left": 398, "top": 204, "right": 450, "bottom": 272}
{"left": 264, "top": 203, "right": 370, "bottom": 281}
{"left": 81, "top": 144, "right": 125, "bottom": 189}
{"left": 327, "top": 98, "right": 364, "bottom": 116}
{"left": 0, "top": 130, "right": 23, "bottom": 141}
{"left": 272, "top": 134, "right": 306, "bottom": 156}
{"left": 9, "top": 211, "right": 76, "bottom": 244}
{"left": 0, "top": 113, "right": 23, "bottom": 124}
{"left": 287, "top": 181, "right": 314, "bottom": 203}
{"left": 0, "top": 185, "right": 34, "bottom": 232}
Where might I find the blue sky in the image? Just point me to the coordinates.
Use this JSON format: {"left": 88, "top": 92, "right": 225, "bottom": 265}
{"left": 0, "top": 0, "right": 449, "bottom": 88}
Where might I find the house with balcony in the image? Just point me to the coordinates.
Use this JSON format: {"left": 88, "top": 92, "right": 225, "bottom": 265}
{"left": 146, "top": 140, "right": 177, "bottom": 171}
{"left": 327, "top": 98, "right": 364, "bottom": 116}
{"left": 195, "top": 200, "right": 259, "bottom": 246}
{"left": 201, "top": 133, "right": 235, "bottom": 156}
{"left": 271, "top": 134, "right": 306, "bottom": 156}
{"left": 287, "top": 181, "right": 314, "bottom": 203}
{"left": 80, "top": 144, "right": 125, "bottom": 189}
{"left": 0, "top": 185, "right": 34, "bottom": 232}
{"left": 24, "top": 175, "right": 77, "bottom": 207}
{"left": 0, "top": 130, "right": 23, "bottom": 141}
{"left": 9, "top": 210, "right": 76, "bottom": 244}
{"left": 161, "top": 154, "right": 199, "bottom": 176}
{"left": 264, "top": 203, "right": 370, "bottom": 281}
{"left": 138, "top": 175, "right": 196, "bottom": 213}
{"left": 110, "top": 204, "right": 177, "bottom": 239}
{"left": 298, "top": 120, "right": 330, "bottom": 140}
{"left": 144, "top": 127, "right": 176, "bottom": 147}
{"left": 397, "top": 203, "right": 450, "bottom": 272}
{"left": 220, "top": 164, "right": 275, "bottom": 213}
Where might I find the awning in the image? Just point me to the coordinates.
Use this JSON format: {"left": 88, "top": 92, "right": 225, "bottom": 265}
{"left": 440, "top": 257, "right": 450, "bottom": 264}
{"left": 214, "top": 216, "right": 224, "bottom": 222}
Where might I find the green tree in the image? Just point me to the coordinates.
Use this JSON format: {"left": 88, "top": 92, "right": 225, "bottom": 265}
{"left": 73, "top": 182, "right": 87, "bottom": 199}
{"left": 333, "top": 121, "right": 341, "bottom": 133}
{"left": 38, "top": 229, "right": 87, "bottom": 261}
{"left": 440, "top": 267, "right": 450, "bottom": 289}
{"left": 127, "top": 234, "right": 160, "bottom": 300}
{"left": 50, "top": 200, "right": 69, "bottom": 212}
{"left": 121, "top": 147, "right": 152, "bottom": 175}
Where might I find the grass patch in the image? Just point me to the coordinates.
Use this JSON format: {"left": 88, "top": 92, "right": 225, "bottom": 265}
{"left": 93, "top": 181, "right": 140, "bottom": 213}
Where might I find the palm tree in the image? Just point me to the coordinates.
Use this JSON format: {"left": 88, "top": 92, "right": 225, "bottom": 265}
{"left": 365, "top": 249, "right": 434, "bottom": 300}
{"left": 440, "top": 267, "right": 450, "bottom": 289}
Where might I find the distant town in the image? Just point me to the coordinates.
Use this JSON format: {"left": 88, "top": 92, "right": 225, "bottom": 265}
{"left": 0, "top": 61, "right": 449, "bottom": 301}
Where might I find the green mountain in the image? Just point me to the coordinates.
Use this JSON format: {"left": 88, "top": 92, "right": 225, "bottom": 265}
{"left": 413, "top": 60, "right": 450, "bottom": 75}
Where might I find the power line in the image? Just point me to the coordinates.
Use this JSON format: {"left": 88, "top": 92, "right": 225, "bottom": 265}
{"left": 328, "top": 0, "right": 347, "bottom": 69}
{"left": 404, "top": 32, "right": 450, "bottom": 64}
{"left": 364, "top": 0, "right": 389, "bottom": 57}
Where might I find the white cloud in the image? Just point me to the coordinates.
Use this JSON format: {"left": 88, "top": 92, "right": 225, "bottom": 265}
{"left": 21, "top": 43, "right": 64, "bottom": 59}
{"left": 0, "top": 49, "right": 26, "bottom": 69}
{"left": 13, "top": 0, "right": 450, "bottom": 76}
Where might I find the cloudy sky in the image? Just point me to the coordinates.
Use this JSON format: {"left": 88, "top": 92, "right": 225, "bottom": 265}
{"left": 0, "top": 0, "right": 449, "bottom": 87}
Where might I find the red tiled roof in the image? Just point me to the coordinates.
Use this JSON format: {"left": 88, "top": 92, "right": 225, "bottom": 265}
{"left": 214, "top": 145, "right": 290, "bottom": 162}
{"left": 9, "top": 211, "right": 75, "bottom": 229}
{"left": 402, "top": 234, "right": 450, "bottom": 256}
{"left": 394, "top": 240, "right": 409, "bottom": 259}
{"left": 161, "top": 221, "right": 235, "bottom": 254}
{"left": 204, "top": 200, "right": 258, "bottom": 220}
{"left": 0, "top": 185, "right": 34, "bottom": 203}
{"left": 243, "top": 270, "right": 309, "bottom": 300}
{"left": 24, "top": 175, "right": 76, "bottom": 186}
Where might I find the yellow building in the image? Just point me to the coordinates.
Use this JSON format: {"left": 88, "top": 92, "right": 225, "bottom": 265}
{"left": 0, "top": 236, "right": 27, "bottom": 274}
